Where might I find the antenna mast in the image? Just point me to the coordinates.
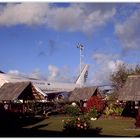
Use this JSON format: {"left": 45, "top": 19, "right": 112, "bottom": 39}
{"left": 77, "top": 43, "right": 84, "bottom": 87}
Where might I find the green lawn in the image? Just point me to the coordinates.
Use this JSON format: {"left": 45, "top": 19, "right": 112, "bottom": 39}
{"left": 23, "top": 116, "right": 140, "bottom": 137}
{"left": 93, "top": 118, "right": 140, "bottom": 137}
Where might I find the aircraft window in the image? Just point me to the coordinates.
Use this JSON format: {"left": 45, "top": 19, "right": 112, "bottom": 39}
{"left": 34, "top": 82, "right": 45, "bottom": 85}
{"left": 0, "top": 71, "right": 4, "bottom": 73}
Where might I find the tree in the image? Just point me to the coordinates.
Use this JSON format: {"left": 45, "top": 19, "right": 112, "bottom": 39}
{"left": 110, "top": 63, "right": 129, "bottom": 91}
{"left": 134, "top": 64, "right": 140, "bottom": 74}
{"left": 110, "top": 63, "right": 140, "bottom": 91}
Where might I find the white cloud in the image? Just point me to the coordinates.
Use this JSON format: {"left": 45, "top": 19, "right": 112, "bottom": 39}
{"left": 0, "top": 3, "right": 116, "bottom": 33}
{"left": 47, "top": 64, "right": 60, "bottom": 81}
{"left": 0, "top": 3, "right": 49, "bottom": 26}
{"left": 8, "top": 70, "right": 21, "bottom": 75}
{"left": 7, "top": 65, "right": 75, "bottom": 83}
{"left": 47, "top": 64, "right": 75, "bottom": 82}
{"left": 8, "top": 69, "right": 42, "bottom": 79}
{"left": 30, "top": 68, "right": 41, "bottom": 79}
{"left": 107, "top": 60, "right": 123, "bottom": 72}
{"left": 47, "top": 3, "right": 116, "bottom": 33}
{"left": 115, "top": 9, "right": 140, "bottom": 50}
{"left": 7, "top": 60, "right": 124, "bottom": 86}
{"left": 92, "top": 53, "right": 109, "bottom": 64}
{"left": 90, "top": 53, "right": 123, "bottom": 85}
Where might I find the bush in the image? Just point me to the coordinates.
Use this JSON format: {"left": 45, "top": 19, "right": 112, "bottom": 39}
{"left": 87, "top": 107, "right": 98, "bottom": 119}
{"left": 103, "top": 106, "right": 113, "bottom": 117}
{"left": 113, "top": 106, "right": 124, "bottom": 116}
{"left": 62, "top": 116, "right": 90, "bottom": 132}
{"left": 64, "top": 104, "right": 80, "bottom": 117}
{"left": 103, "top": 103, "right": 124, "bottom": 117}
{"left": 86, "top": 96, "right": 105, "bottom": 112}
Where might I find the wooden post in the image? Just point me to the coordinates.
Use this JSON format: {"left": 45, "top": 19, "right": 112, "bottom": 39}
{"left": 135, "top": 107, "right": 140, "bottom": 128}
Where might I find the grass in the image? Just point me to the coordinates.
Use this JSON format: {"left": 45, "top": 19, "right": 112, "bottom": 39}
{"left": 22, "top": 115, "right": 140, "bottom": 137}
{"left": 0, "top": 112, "right": 140, "bottom": 137}
{"left": 24, "top": 116, "right": 67, "bottom": 131}
{"left": 93, "top": 118, "right": 140, "bottom": 137}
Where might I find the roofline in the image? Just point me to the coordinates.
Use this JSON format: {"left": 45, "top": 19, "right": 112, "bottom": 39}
{"left": 128, "top": 75, "right": 140, "bottom": 78}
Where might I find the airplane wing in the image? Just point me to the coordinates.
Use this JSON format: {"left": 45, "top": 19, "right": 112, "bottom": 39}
{"left": 44, "top": 89, "right": 72, "bottom": 94}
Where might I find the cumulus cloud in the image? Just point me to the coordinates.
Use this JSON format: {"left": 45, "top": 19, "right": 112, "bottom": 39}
{"left": 90, "top": 53, "right": 123, "bottom": 85}
{"left": 108, "top": 60, "right": 124, "bottom": 72}
{"left": 0, "top": 3, "right": 116, "bottom": 33}
{"left": 30, "top": 69, "right": 41, "bottom": 79}
{"left": 115, "top": 9, "right": 140, "bottom": 50}
{"left": 92, "top": 53, "right": 110, "bottom": 64}
{"left": 7, "top": 65, "right": 75, "bottom": 83}
{"left": 8, "top": 69, "right": 41, "bottom": 79}
{"left": 47, "top": 64, "right": 60, "bottom": 81}
{"left": 47, "top": 64, "right": 75, "bottom": 82}
{"left": 0, "top": 3, "right": 49, "bottom": 26}
{"left": 47, "top": 3, "right": 116, "bottom": 33}
{"left": 8, "top": 69, "right": 21, "bottom": 75}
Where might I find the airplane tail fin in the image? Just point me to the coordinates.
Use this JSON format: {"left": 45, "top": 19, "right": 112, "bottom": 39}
{"left": 75, "top": 64, "right": 89, "bottom": 87}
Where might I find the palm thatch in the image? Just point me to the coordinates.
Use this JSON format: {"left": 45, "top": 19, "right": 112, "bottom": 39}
{"left": 118, "top": 75, "right": 140, "bottom": 101}
{"left": 0, "top": 82, "right": 45, "bottom": 101}
{"left": 69, "top": 86, "right": 100, "bottom": 102}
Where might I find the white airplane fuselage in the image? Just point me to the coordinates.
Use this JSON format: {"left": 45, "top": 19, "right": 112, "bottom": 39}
{"left": 0, "top": 73, "right": 78, "bottom": 93}
{"left": 0, "top": 65, "right": 89, "bottom": 93}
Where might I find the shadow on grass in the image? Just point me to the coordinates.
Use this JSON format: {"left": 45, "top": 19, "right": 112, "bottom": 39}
{"left": 0, "top": 111, "right": 45, "bottom": 127}
{"left": 0, "top": 111, "right": 102, "bottom": 137}
{"left": 0, "top": 126, "right": 133, "bottom": 137}
{"left": 0, "top": 111, "right": 139, "bottom": 137}
{"left": 0, "top": 126, "right": 103, "bottom": 137}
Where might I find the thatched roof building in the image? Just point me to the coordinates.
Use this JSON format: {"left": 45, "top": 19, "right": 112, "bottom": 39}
{"left": 118, "top": 75, "right": 140, "bottom": 101}
{"left": 69, "top": 86, "right": 101, "bottom": 102}
{"left": 0, "top": 82, "right": 45, "bottom": 101}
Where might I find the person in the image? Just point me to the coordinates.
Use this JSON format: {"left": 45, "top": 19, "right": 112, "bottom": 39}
{"left": 83, "top": 99, "right": 87, "bottom": 108}
{"left": 4, "top": 103, "right": 8, "bottom": 110}
{"left": 80, "top": 100, "right": 84, "bottom": 108}
{"left": 83, "top": 102, "right": 87, "bottom": 108}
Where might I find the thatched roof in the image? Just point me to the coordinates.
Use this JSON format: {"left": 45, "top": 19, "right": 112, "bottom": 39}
{"left": 0, "top": 82, "right": 45, "bottom": 101}
{"left": 69, "top": 86, "right": 99, "bottom": 102}
{"left": 118, "top": 75, "right": 140, "bottom": 101}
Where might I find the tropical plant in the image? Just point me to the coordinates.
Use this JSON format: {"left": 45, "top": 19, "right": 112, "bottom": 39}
{"left": 104, "top": 103, "right": 124, "bottom": 117}
{"left": 104, "top": 106, "right": 114, "bottom": 117}
{"left": 113, "top": 106, "right": 124, "bottom": 116}
{"left": 64, "top": 104, "right": 80, "bottom": 117}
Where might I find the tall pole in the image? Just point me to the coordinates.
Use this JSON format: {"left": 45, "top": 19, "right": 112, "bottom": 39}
{"left": 77, "top": 43, "right": 84, "bottom": 87}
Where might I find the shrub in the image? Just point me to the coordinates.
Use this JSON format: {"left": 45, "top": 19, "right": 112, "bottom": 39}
{"left": 104, "top": 103, "right": 124, "bottom": 117}
{"left": 103, "top": 106, "right": 113, "bottom": 117}
{"left": 86, "top": 96, "right": 105, "bottom": 112}
{"left": 87, "top": 107, "right": 98, "bottom": 119}
{"left": 113, "top": 106, "right": 124, "bottom": 116}
{"left": 62, "top": 116, "right": 90, "bottom": 132}
{"left": 64, "top": 104, "right": 80, "bottom": 117}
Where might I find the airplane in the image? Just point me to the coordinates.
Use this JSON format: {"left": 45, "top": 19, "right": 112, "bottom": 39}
{"left": 0, "top": 64, "right": 89, "bottom": 94}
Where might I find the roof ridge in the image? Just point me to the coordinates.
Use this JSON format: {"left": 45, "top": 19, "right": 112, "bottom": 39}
{"left": 128, "top": 75, "right": 140, "bottom": 78}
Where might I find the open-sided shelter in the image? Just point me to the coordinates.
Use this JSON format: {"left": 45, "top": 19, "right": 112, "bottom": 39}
{"left": 0, "top": 81, "right": 45, "bottom": 101}
{"left": 69, "top": 86, "right": 101, "bottom": 102}
{"left": 0, "top": 82, "right": 46, "bottom": 113}
{"left": 118, "top": 75, "right": 140, "bottom": 127}
{"left": 118, "top": 75, "right": 140, "bottom": 101}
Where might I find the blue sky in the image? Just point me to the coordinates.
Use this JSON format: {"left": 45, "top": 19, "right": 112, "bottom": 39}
{"left": 0, "top": 3, "right": 140, "bottom": 85}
